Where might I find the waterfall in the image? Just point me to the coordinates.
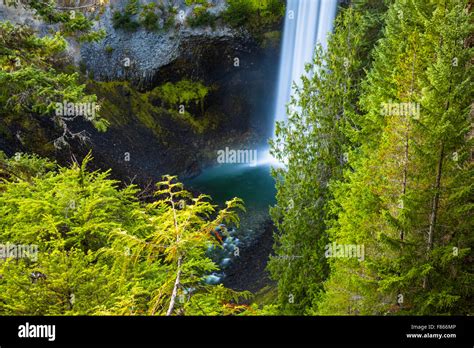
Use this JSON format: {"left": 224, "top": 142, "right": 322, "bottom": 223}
{"left": 272, "top": 0, "right": 338, "bottom": 137}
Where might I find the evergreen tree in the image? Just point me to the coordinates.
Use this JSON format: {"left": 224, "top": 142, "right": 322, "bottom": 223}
{"left": 317, "top": 0, "right": 472, "bottom": 315}
{"left": 270, "top": 0, "right": 472, "bottom": 316}
{"left": 0, "top": 2, "right": 107, "bottom": 153}
{"left": 268, "top": 0, "right": 389, "bottom": 314}
{"left": 0, "top": 152, "right": 250, "bottom": 315}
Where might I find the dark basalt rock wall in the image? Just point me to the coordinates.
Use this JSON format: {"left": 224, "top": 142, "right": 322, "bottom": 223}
{"left": 73, "top": 36, "right": 280, "bottom": 184}
{"left": 0, "top": 0, "right": 282, "bottom": 185}
{"left": 75, "top": 0, "right": 281, "bottom": 183}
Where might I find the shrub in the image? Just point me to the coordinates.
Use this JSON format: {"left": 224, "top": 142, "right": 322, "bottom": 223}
{"left": 187, "top": 8, "right": 218, "bottom": 29}
{"left": 112, "top": 0, "right": 140, "bottom": 31}
{"left": 223, "top": 0, "right": 285, "bottom": 31}
{"left": 112, "top": 10, "right": 139, "bottom": 31}
{"left": 153, "top": 79, "right": 209, "bottom": 111}
{"left": 223, "top": 0, "right": 254, "bottom": 27}
{"left": 0, "top": 153, "right": 248, "bottom": 315}
{"left": 140, "top": 4, "right": 159, "bottom": 31}
{"left": 185, "top": 0, "right": 208, "bottom": 5}
{"left": 104, "top": 45, "right": 114, "bottom": 54}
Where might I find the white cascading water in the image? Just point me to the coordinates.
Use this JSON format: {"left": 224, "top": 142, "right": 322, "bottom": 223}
{"left": 273, "top": 0, "right": 338, "bottom": 134}
{"left": 260, "top": 0, "right": 338, "bottom": 166}
{"left": 255, "top": 0, "right": 337, "bottom": 169}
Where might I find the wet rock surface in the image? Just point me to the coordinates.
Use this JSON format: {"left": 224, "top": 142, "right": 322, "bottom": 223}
{"left": 223, "top": 219, "right": 275, "bottom": 293}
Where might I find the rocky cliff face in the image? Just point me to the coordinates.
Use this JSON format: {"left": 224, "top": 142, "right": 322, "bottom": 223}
{"left": 0, "top": 0, "right": 240, "bottom": 84}
{"left": 0, "top": 0, "right": 281, "bottom": 183}
{"left": 81, "top": 0, "right": 238, "bottom": 86}
{"left": 79, "top": 1, "right": 281, "bottom": 182}
{"left": 76, "top": 38, "right": 279, "bottom": 183}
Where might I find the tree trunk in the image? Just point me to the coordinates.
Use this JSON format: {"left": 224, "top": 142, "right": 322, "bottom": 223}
{"left": 166, "top": 256, "right": 182, "bottom": 316}
{"left": 400, "top": 49, "right": 417, "bottom": 241}
{"left": 423, "top": 143, "right": 444, "bottom": 289}
{"left": 427, "top": 143, "right": 444, "bottom": 250}
{"left": 400, "top": 127, "right": 409, "bottom": 241}
{"left": 166, "top": 196, "right": 183, "bottom": 316}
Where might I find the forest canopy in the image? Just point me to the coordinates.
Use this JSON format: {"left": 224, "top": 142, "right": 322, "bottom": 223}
{"left": 0, "top": 0, "right": 472, "bottom": 316}
{"left": 269, "top": 0, "right": 473, "bottom": 315}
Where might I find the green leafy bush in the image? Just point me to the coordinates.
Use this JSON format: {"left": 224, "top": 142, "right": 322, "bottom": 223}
{"left": 185, "top": 0, "right": 209, "bottom": 5}
{"left": 223, "top": 0, "right": 285, "bottom": 30}
{"left": 223, "top": 0, "right": 254, "bottom": 27}
{"left": 0, "top": 21, "right": 108, "bottom": 153}
{"left": 112, "top": 10, "right": 140, "bottom": 31}
{"left": 0, "top": 153, "right": 248, "bottom": 315}
{"left": 113, "top": 1, "right": 178, "bottom": 32}
{"left": 140, "top": 3, "right": 159, "bottom": 31}
{"left": 104, "top": 45, "right": 114, "bottom": 54}
{"left": 112, "top": 0, "right": 140, "bottom": 31}
{"left": 187, "top": 7, "right": 218, "bottom": 29}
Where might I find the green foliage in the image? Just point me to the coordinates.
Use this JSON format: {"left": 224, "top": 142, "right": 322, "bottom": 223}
{"left": 223, "top": 0, "right": 255, "bottom": 27}
{"left": 0, "top": 10, "right": 106, "bottom": 151}
{"left": 153, "top": 79, "right": 209, "bottom": 109}
{"left": 0, "top": 153, "right": 247, "bottom": 315}
{"left": 0, "top": 152, "right": 55, "bottom": 183}
{"left": 88, "top": 80, "right": 218, "bottom": 135}
{"left": 140, "top": 3, "right": 159, "bottom": 31}
{"left": 185, "top": 0, "right": 208, "bottom": 6}
{"left": 151, "top": 79, "right": 213, "bottom": 131}
{"left": 187, "top": 7, "right": 218, "bottom": 29}
{"left": 125, "top": 0, "right": 140, "bottom": 15}
{"left": 322, "top": 0, "right": 473, "bottom": 316}
{"left": 223, "top": 0, "right": 285, "bottom": 35}
{"left": 3, "top": 0, "right": 106, "bottom": 43}
{"left": 271, "top": 0, "right": 473, "bottom": 315}
{"left": 269, "top": 0, "right": 389, "bottom": 315}
{"left": 112, "top": 0, "right": 140, "bottom": 32}
{"left": 0, "top": 21, "right": 108, "bottom": 151}
{"left": 112, "top": 11, "right": 139, "bottom": 31}
{"left": 104, "top": 45, "right": 114, "bottom": 54}
{"left": 151, "top": 79, "right": 214, "bottom": 133}
{"left": 0, "top": 248, "right": 119, "bottom": 315}
{"left": 113, "top": 0, "right": 176, "bottom": 32}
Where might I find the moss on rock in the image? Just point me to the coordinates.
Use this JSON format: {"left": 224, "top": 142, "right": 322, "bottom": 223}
{"left": 87, "top": 79, "right": 220, "bottom": 137}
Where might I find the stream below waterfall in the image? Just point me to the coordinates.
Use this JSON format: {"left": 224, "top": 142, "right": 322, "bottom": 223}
{"left": 184, "top": 0, "right": 338, "bottom": 292}
{"left": 184, "top": 161, "right": 276, "bottom": 239}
